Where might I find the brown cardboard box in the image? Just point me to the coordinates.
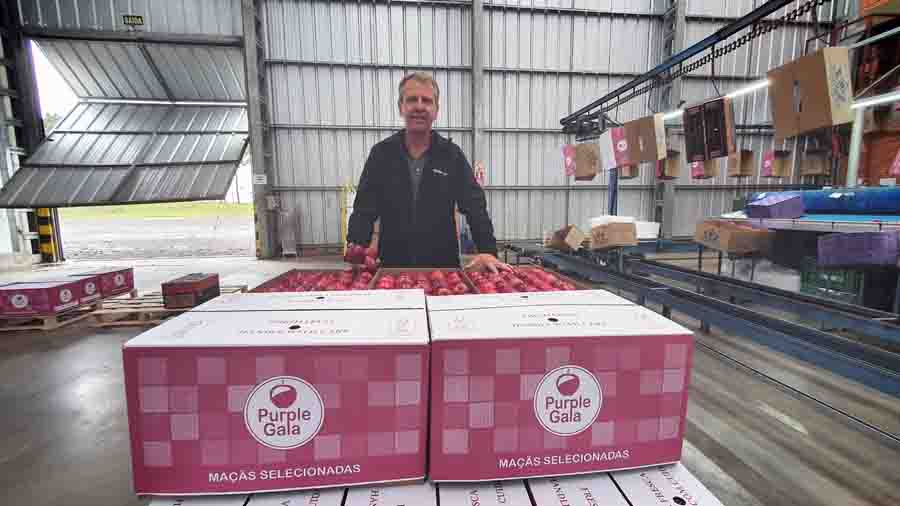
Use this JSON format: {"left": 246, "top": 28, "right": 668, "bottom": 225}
{"left": 618, "top": 164, "right": 640, "bottom": 179}
{"left": 862, "top": 0, "right": 900, "bottom": 16}
{"left": 657, "top": 150, "right": 681, "bottom": 180}
{"left": 800, "top": 150, "right": 830, "bottom": 176}
{"left": 694, "top": 220, "right": 774, "bottom": 255}
{"left": 684, "top": 104, "right": 707, "bottom": 162}
{"left": 762, "top": 150, "right": 793, "bottom": 178}
{"left": 727, "top": 149, "right": 755, "bottom": 178}
{"left": 590, "top": 222, "right": 638, "bottom": 250}
{"left": 624, "top": 113, "right": 667, "bottom": 164}
{"left": 575, "top": 142, "right": 599, "bottom": 181}
{"left": 547, "top": 225, "right": 586, "bottom": 252}
{"left": 769, "top": 47, "right": 854, "bottom": 140}
{"left": 691, "top": 159, "right": 718, "bottom": 179}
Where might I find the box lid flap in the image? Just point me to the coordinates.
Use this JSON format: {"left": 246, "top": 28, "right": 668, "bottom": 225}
{"left": 439, "top": 481, "right": 530, "bottom": 506}
{"left": 345, "top": 482, "right": 435, "bottom": 506}
{"left": 247, "top": 489, "right": 345, "bottom": 506}
{"left": 611, "top": 464, "right": 723, "bottom": 506}
{"left": 124, "top": 308, "right": 429, "bottom": 348}
{"left": 428, "top": 303, "right": 691, "bottom": 341}
{"left": 426, "top": 290, "right": 634, "bottom": 311}
{"left": 529, "top": 474, "right": 628, "bottom": 506}
{"left": 193, "top": 289, "right": 426, "bottom": 312}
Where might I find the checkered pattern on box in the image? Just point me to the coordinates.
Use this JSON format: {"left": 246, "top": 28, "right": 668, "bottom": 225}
{"left": 435, "top": 337, "right": 691, "bottom": 456}
{"left": 131, "top": 348, "right": 426, "bottom": 468}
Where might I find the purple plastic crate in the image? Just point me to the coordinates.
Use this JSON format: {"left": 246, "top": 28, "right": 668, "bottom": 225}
{"left": 818, "top": 232, "right": 900, "bottom": 267}
{"left": 746, "top": 194, "right": 805, "bottom": 219}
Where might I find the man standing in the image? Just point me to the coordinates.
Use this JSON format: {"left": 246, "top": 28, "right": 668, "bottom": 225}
{"left": 347, "top": 72, "right": 510, "bottom": 272}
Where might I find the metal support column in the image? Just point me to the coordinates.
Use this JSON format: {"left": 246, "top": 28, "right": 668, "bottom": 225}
{"left": 472, "top": 0, "right": 484, "bottom": 164}
{"left": 608, "top": 167, "right": 619, "bottom": 216}
{"left": 846, "top": 107, "right": 865, "bottom": 188}
{"left": 242, "top": 0, "right": 277, "bottom": 258}
{"left": 35, "top": 208, "right": 57, "bottom": 263}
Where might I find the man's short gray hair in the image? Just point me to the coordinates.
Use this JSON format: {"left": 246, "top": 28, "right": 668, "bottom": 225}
{"left": 398, "top": 72, "right": 440, "bottom": 106}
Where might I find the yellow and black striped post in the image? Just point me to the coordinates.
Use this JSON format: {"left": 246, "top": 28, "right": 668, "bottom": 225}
{"left": 36, "top": 208, "right": 57, "bottom": 263}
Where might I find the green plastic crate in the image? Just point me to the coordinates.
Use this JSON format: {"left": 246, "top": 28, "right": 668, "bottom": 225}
{"left": 800, "top": 257, "right": 864, "bottom": 304}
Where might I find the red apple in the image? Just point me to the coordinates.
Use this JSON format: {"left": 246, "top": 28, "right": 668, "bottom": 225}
{"left": 366, "top": 246, "right": 378, "bottom": 259}
{"left": 451, "top": 283, "right": 468, "bottom": 295}
{"left": 430, "top": 271, "right": 446, "bottom": 283}
{"left": 447, "top": 273, "right": 462, "bottom": 284}
{"left": 364, "top": 256, "right": 378, "bottom": 273}
{"left": 436, "top": 288, "right": 452, "bottom": 296}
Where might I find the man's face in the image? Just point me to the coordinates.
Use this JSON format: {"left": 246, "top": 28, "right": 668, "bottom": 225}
{"left": 399, "top": 80, "right": 438, "bottom": 134}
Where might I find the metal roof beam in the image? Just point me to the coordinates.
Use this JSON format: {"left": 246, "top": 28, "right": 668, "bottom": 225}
{"left": 21, "top": 28, "right": 242, "bottom": 47}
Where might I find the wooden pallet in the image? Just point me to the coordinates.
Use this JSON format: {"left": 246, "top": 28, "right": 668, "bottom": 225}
{"left": 0, "top": 303, "right": 102, "bottom": 332}
{"left": 89, "top": 285, "right": 247, "bottom": 328}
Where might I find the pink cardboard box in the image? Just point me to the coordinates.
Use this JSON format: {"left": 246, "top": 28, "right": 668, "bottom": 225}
{"left": 32, "top": 275, "right": 103, "bottom": 305}
{"left": 426, "top": 290, "right": 693, "bottom": 482}
{"left": 123, "top": 290, "right": 430, "bottom": 495}
{"left": 71, "top": 266, "right": 135, "bottom": 298}
{"left": 0, "top": 280, "right": 84, "bottom": 317}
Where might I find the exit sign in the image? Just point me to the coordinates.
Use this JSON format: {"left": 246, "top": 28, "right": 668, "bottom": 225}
{"left": 122, "top": 14, "right": 144, "bottom": 26}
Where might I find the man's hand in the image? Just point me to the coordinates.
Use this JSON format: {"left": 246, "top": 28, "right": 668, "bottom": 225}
{"left": 465, "top": 254, "right": 513, "bottom": 274}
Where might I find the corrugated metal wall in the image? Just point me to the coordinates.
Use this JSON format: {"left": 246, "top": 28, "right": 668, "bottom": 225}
{"left": 18, "top": 0, "right": 243, "bottom": 36}
{"left": 668, "top": 0, "right": 835, "bottom": 236}
{"left": 262, "top": 0, "right": 671, "bottom": 246}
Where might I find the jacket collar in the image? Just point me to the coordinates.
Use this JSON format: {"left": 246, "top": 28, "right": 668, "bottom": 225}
{"left": 388, "top": 129, "right": 451, "bottom": 154}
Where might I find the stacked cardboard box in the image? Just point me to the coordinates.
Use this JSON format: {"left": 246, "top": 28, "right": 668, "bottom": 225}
{"left": 426, "top": 291, "right": 694, "bottom": 482}
{"left": 124, "top": 290, "right": 430, "bottom": 495}
{"left": 694, "top": 220, "right": 774, "bottom": 255}
{"left": 0, "top": 280, "right": 87, "bottom": 318}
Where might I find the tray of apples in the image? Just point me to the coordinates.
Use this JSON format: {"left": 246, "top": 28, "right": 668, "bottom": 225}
{"left": 251, "top": 268, "right": 375, "bottom": 293}
{"left": 467, "top": 266, "right": 583, "bottom": 293}
{"left": 371, "top": 269, "right": 476, "bottom": 296}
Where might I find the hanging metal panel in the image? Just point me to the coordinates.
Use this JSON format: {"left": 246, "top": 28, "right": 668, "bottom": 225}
{"left": 18, "top": 0, "right": 243, "bottom": 36}
{"left": 0, "top": 103, "right": 248, "bottom": 207}
{"left": 34, "top": 39, "right": 245, "bottom": 101}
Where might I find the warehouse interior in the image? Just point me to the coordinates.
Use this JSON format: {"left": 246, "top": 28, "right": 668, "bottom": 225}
{"left": 1, "top": 0, "right": 900, "bottom": 505}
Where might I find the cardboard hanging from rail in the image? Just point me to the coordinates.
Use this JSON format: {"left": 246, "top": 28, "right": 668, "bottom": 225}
{"left": 683, "top": 97, "right": 736, "bottom": 162}
{"left": 574, "top": 142, "right": 600, "bottom": 181}
{"left": 727, "top": 149, "right": 755, "bottom": 178}
{"left": 768, "top": 47, "right": 854, "bottom": 141}
{"left": 691, "top": 159, "right": 718, "bottom": 179}
{"left": 861, "top": 0, "right": 900, "bottom": 16}
{"left": 800, "top": 150, "right": 831, "bottom": 176}
{"left": 762, "top": 150, "right": 793, "bottom": 178}
{"left": 598, "top": 114, "right": 667, "bottom": 170}
{"left": 657, "top": 150, "right": 681, "bottom": 180}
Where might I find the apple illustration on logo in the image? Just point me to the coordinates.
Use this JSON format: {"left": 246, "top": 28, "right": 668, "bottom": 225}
{"left": 556, "top": 373, "right": 580, "bottom": 396}
{"left": 85, "top": 282, "right": 97, "bottom": 295}
{"left": 270, "top": 384, "right": 298, "bottom": 408}
{"left": 114, "top": 274, "right": 125, "bottom": 286}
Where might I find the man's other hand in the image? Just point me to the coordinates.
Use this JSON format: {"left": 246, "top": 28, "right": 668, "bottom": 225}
{"left": 465, "top": 254, "right": 513, "bottom": 274}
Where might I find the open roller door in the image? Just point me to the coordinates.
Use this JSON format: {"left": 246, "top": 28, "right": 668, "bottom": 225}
{"left": 0, "top": 38, "right": 248, "bottom": 208}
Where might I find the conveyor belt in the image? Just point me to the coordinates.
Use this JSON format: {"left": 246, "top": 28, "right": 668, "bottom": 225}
{"left": 626, "top": 256, "right": 900, "bottom": 346}
{"left": 539, "top": 252, "right": 900, "bottom": 401}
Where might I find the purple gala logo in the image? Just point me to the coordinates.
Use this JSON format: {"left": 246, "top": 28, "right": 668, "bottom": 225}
{"left": 556, "top": 373, "right": 580, "bottom": 396}
{"left": 270, "top": 384, "right": 298, "bottom": 408}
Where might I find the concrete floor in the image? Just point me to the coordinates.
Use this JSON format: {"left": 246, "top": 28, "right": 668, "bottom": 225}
{"left": 1, "top": 257, "right": 899, "bottom": 505}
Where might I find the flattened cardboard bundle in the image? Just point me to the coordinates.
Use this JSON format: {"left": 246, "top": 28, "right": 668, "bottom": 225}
{"left": 123, "top": 290, "right": 429, "bottom": 495}
{"left": 611, "top": 463, "right": 724, "bottom": 506}
{"left": 345, "top": 481, "right": 436, "bottom": 506}
{"left": 694, "top": 220, "right": 774, "bottom": 255}
{"left": 762, "top": 150, "right": 793, "bottom": 178}
{"left": 574, "top": 143, "right": 600, "bottom": 181}
{"left": 440, "top": 480, "right": 531, "bottom": 506}
{"left": 426, "top": 291, "right": 694, "bottom": 482}
{"left": 547, "top": 225, "right": 586, "bottom": 253}
{"left": 247, "top": 488, "right": 345, "bottom": 506}
{"left": 590, "top": 220, "right": 638, "bottom": 250}
{"left": 529, "top": 474, "right": 629, "bottom": 506}
{"left": 768, "top": 47, "right": 853, "bottom": 140}
{"left": 727, "top": 150, "right": 755, "bottom": 178}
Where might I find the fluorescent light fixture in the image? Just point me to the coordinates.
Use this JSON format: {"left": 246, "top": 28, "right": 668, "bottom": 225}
{"left": 852, "top": 90, "right": 900, "bottom": 110}
{"left": 662, "top": 109, "right": 684, "bottom": 121}
{"left": 726, "top": 79, "right": 770, "bottom": 99}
